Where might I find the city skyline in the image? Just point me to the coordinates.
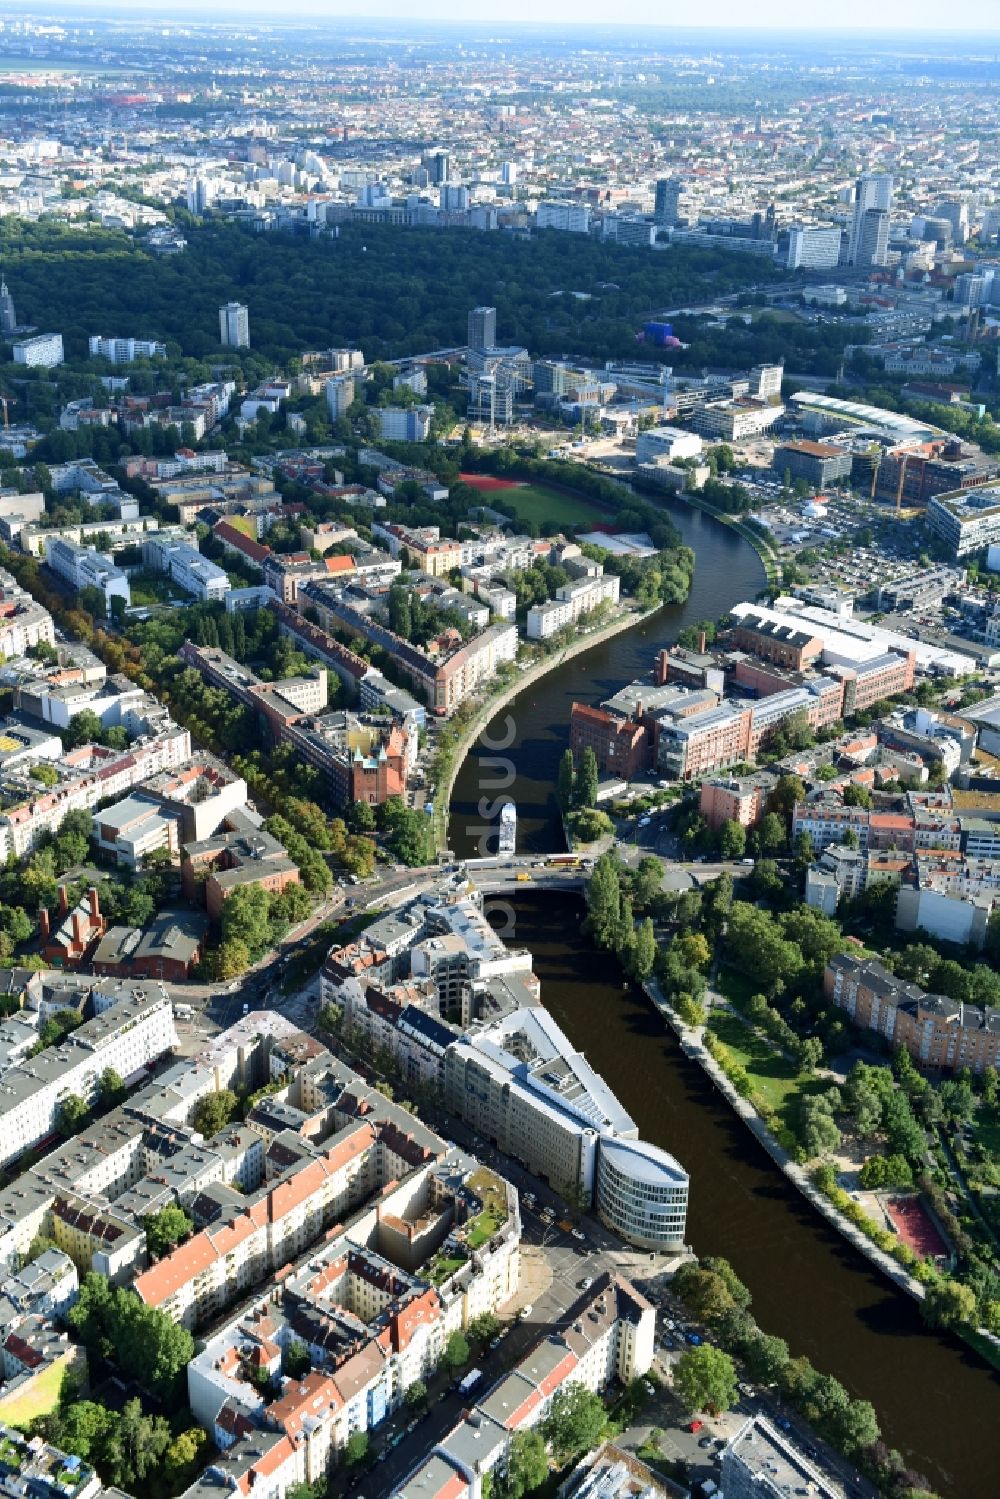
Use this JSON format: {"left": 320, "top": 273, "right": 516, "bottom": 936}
{"left": 14, "top": 2, "right": 1000, "bottom": 34}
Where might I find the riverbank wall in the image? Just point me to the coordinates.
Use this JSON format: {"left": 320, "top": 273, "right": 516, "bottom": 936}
{"left": 637, "top": 482, "right": 782, "bottom": 591}
{"left": 640, "top": 976, "right": 930, "bottom": 1305}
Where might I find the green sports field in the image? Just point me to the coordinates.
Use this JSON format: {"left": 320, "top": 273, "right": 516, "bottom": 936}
{"left": 492, "top": 483, "right": 608, "bottom": 529}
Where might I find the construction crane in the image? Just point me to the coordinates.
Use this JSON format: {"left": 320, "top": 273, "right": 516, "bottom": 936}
{"left": 895, "top": 452, "right": 911, "bottom": 514}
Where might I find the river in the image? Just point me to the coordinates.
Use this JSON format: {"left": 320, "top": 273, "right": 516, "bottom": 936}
{"left": 447, "top": 501, "right": 1000, "bottom": 1498}
{"left": 449, "top": 502, "right": 764, "bottom": 855}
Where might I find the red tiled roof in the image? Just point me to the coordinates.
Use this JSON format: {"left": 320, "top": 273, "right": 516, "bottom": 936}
{"left": 214, "top": 520, "right": 271, "bottom": 565}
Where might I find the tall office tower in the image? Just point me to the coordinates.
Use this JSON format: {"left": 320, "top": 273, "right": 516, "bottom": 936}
{"left": 428, "top": 150, "right": 450, "bottom": 185}
{"left": 0, "top": 278, "right": 15, "bottom": 337}
{"left": 849, "top": 172, "right": 893, "bottom": 264}
{"left": 219, "top": 302, "right": 250, "bottom": 348}
{"left": 854, "top": 208, "right": 890, "bottom": 269}
{"left": 954, "top": 272, "right": 989, "bottom": 308}
{"left": 500, "top": 162, "right": 517, "bottom": 186}
{"left": 934, "top": 197, "right": 969, "bottom": 246}
{"left": 654, "top": 176, "right": 684, "bottom": 226}
{"left": 440, "top": 183, "right": 469, "bottom": 213}
{"left": 468, "top": 306, "right": 497, "bottom": 352}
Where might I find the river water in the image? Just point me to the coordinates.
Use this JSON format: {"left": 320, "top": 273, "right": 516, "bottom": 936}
{"left": 449, "top": 503, "right": 764, "bottom": 855}
{"left": 448, "top": 502, "right": 1000, "bottom": 1498}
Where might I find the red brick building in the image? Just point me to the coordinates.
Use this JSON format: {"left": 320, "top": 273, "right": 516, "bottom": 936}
{"left": 182, "top": 828, "right": 301, "bottom": 922}
{"left": 569, "top": 703, "right": 649, "bottom": 779}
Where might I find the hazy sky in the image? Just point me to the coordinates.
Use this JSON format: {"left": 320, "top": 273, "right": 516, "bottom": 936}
{"left": 34, "top": 0, "right": 1000, "bottom": 31}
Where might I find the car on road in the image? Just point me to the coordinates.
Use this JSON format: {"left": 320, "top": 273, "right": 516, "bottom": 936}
{"left": 688, "top": 1420, "right": 704, "bottom": 1434}
{"left": 698, "top": 1436, "right": 715, "bottom": 1449}
{"left": 571, "top": 1228, "right": 586, "bottom": 1241}
{"left": 241, "top": 1003, "right": 249, "bottom": 1016}
{"left": 578, "top": 1277, "right": 593, "bottom": 1289}
{"left": 519, "top": 1304, "right": 533, "bottom": 1319}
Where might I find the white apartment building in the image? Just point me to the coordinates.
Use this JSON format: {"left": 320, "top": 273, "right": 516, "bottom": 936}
{"left": 786, "top": 224, "right": 843, "bottom": 270}
{"left": 324, "top": 375, "right": 355, "bottom": 420}
{"left": 749, "top": 364, "right": 785, "bottom": 400}
{"left": 536, "top": 200, "right": 591, "bottom": 233}
{"left": 690, "top": 399, "right": 785, "bottom": 440}
{"left": 0, "top": 989, "right": 176, "bottom": 1170}
{"left": 375, "top": 406, "right": 434, "bottom": 442}
{"left": 88, "top": 335, "right": 166, "bottom": 363}
{"left": 46, "top": 536, "right": 131, "bottom": 610}
{"left": 634, "top": 426, "right": 703, "bottom": 465}
{"left": 142, "top": 535, "right": 231, "bottom": 602}
{"left": 219, "top": 302, "right": 250, "bottom": 348}
{"left": 526, "top": 574, "right": 620, "bottom": 640}
{"left": 927, "top": 485, "right": 1000, "bottom": 558}
{"left": 0, "top": 569, "right": 54, "bottom": 659}
{"left": 12, "top": 333, "right": 64, "bottom": 368}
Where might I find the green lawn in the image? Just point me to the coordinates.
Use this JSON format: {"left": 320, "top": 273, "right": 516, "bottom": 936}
{"left": 493, "top": 483, "right": 608, "bottom": 530}
{"left": 128, "top": 570, "right": 189, "bottom": 606}
{"left": 972, "top": 1106, "right": 1000, "bottom": 1160}
{"left": 0, "top": 1356, "right": 65, "bottom": 1426}
{"left": 466, "top": 1209, "right": 503, "bottom": 1250}
{"left": 428, "top": 1254, "right": 466, "bottom": 1286}
{"left": 709, "top": 1009, "right": 822, "bottom": 1128}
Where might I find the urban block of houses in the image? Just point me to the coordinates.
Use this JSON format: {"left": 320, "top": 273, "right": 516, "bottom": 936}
{"left": 320, "top": 885, "right": 689, "bottom": 1252}
{"left": 391, "top": 1274, "right": 655, "bottom": 1498}
{"left": 826, "top": 952, "right": 1000, "bottom": 1075}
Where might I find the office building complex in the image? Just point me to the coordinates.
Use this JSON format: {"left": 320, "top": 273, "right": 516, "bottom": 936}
{"left": 536, "top": 200, "right": 591, "bottom": 233}
{"left": 927, "top": 484, "right": 1000, "bottom": 558}
{"left": 854, "top": 207, "right": 891, "bottom": 269}
{"left": 142, "top": 535, "right": 231, "bottom": 602}
{"left": 219, "top": 302, "right": 250, "bottom": 348}
{"left": 774, "top": 440, "right": 853, "bottom": 488}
